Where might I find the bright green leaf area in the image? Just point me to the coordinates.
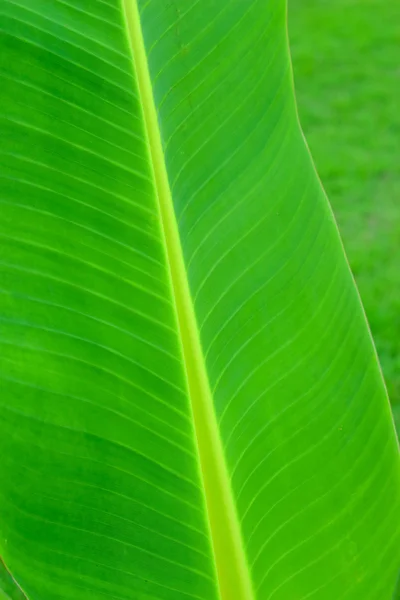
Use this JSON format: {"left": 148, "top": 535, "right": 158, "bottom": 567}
{"left": 0, "top": 1, "right": 399, "bottom": 600}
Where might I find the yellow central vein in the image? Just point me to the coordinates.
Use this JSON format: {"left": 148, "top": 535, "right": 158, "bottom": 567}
{"left": 120, "top": 2, "right": 254, "bottom": 599}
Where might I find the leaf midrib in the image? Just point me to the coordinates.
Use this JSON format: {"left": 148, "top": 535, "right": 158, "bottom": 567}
{"left": 120, "top": 1, "right": 254, "bottom": 598}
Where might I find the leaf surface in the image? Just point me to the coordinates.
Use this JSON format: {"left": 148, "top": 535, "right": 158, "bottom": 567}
{"left": 0, "top": 1, "right": 399, "bottom": 599}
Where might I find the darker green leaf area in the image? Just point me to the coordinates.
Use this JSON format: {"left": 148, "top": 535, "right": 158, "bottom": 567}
{"left": 289, "top": 0, "right": 400, "bottom": 431}
{"left": 0, "top": 559, "right": 27, "bottom": 600}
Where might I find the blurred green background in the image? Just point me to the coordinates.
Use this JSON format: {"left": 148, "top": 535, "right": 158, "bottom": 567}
{"left": 289, "top": 0, "right": 400, "bottom": 432}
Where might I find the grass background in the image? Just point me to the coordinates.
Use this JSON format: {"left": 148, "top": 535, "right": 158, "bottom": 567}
{"left": 288, "top": 0, "right": 400, "bottom": 432}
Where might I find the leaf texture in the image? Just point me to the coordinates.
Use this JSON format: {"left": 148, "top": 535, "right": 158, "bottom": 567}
{"left": 0, "top": 1, "right": 399, "bottom": 599}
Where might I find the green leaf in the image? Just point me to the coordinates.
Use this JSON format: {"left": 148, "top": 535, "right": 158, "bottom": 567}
{"left": 393, "top": 570, "right": 400, "bottom": 600}
{"left": 0, "top": 558, "right": 27, "bottom": 600}
{"left": 0, "top": 1, "right": 399, "bottom": 599}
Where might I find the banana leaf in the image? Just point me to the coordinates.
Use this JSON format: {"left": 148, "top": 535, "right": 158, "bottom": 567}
{"left": 0, "top": 1, "right": 399, "bottom": 599}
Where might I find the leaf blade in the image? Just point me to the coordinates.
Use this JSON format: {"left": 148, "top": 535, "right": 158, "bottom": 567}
{"left": 0, "top": 1, "right": 399, "bottom": 599}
